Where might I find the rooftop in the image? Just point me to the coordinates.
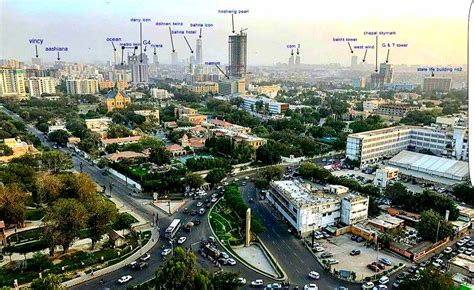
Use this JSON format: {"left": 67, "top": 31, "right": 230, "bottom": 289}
{"left": 450, "top": 254, "right": 474, "bottom": 273}
{"left": 271, "top": 180, "right": 338, "bottom": 208}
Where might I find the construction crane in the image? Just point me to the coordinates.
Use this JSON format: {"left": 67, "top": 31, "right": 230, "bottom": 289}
{"left": 240, "top": 28, "right": 248, "bottom": 34}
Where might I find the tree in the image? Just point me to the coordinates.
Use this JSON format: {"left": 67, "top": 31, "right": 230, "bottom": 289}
{"left": 298, "top": 162, "right": 317, "bottom": 178}
{"left": 106, "top": 124, "right": 132, "bottom": 138}
{"left": 0, "top": 143, "right": 13, "bottom": 156}
{"left": 385, "top": 182, "right": 410, "bottom": 206}
{"left": 368, "top": 198, "right": 381, "bottom": 216}
{"left": 256, "top": 142, "right": 281, "bottom": 165}
{"left": 48, "top": 129, "right": 70, "bottom": 147}
{"left": 31, "top": 274, "right": 66, "bottom": 290}
{"left": 184, "top": 173, "right": 205, "bottom": 189}
{"left": 453, "top": 183, "right": 474, "bottom": 205}
{"left": 43, "top": 198, "right": 88, "bottom": 253}
{"left": 149, "top": 145, "right": 171, "bottom": 166}
{"left": 61, "top": 173, "right": 97, "bottom": 201}
{"left": 113, "top": 212, "right": 135, "bottom": 231}
{"left": 40, "top": 150, "right": 73, "bottom": 173}
{"left": 85, "top": 197, "right": 117, "bottom": 249}
{"left": 30, "top": 252, "right": 53, "bottom": 271}
{"left": 35, "top": 172, "right": 64, "bottom": 203}
{"left": 0, "top": 184, "right": 28, "bottom": 226}
{"left": 205, "top": 168, "right": 227, "bottom": 186}
{"left": 416, "top": 210, "right": 454, "bottom": 243}
{"left": 154, "top": 247, "right": 240, "bottom": 290}
{"left": 400, "top": 268, "right": 454, "bottom": 290}
{"left": 261, "top": 165, "right": 284, "bottom": 181}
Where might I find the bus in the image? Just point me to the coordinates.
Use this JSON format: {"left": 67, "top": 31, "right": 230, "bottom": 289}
{"left": 165, "top": 219, "right": 181, "bottom": 239}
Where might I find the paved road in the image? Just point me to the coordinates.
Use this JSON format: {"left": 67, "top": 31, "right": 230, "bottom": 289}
{"left": 241, "top": 183, "right": 358, "bottom": 290}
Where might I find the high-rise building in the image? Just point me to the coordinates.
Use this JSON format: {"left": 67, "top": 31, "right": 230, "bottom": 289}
{"left": 295, "top": 54, "right": 300, "bottom": 67}
{"left": 423, "top": 77, "right": 452, "bottom": 93}
{"left": 0, "top": 68, "right": 26, "bottom": 98}
{"left": 32, "top": 58, "right": 42, "bottom": 66}
{"left": 196, "top": 38, "right": 203, "bottom": 66}
{"left": 28, "top": 77, "right": 56, "bottom": 97}
{"left": 227, "top": 31, "right": 247, "bottom": 78}
{"left": 65, "top": 79, "right": 99, "bottom": 95}
{"left": 171, "top": 51, "right": 179, "bottom": 66}
{"left": 153, "top": 54, "right": 159, "bottom": 65}
{"left": 369, "top": 63, "right": 394, "bottom": 89}
{"left": 128, "top": 53, "right": 149, "bottom": 85}
{"left": 351, "top": 55, "right": 358, "bottom": 68}
{"left": 288, "top": 54, "right": 295, "bottom": 68}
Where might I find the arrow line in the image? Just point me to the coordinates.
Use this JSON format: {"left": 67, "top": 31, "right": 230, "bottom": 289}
{"left": 291, "top": 49, "right": 294, "bottom": 56}
{"left": 199, "top": 28, "right": 202, "bottom": 39}
{"left": 121, "top": 46, "right": 125, "bottom": 65}
{"left": 375, "top": 35, "right": 378, "bottom": 72}
{"left": 154, "top": 47, "right": 157, "bottom": 55}
{"left": 57, "top": 52, "right": 60, "bottom": 61}
{"left": 184, "top": 36, "right": 193, "bottom": 53}
{"left": 169, "top": 27, "right": 175, "bottom": 52}
{"left": 232, "top": 14, "right": 235, "bottom": 33}
{"left": 140, "top": 22, "right": 143, "bottom": 62}
{"left": 215, "top": 64, "right": 229, "bottom": 79}
{"left": 111, "top": 42, "right": 116, "bottom": 51}
{"left": 348, "top": 42, "right": 353, "bottom": 54}
{"left": 362, "top": 49, "right": 367, "bottom": 62}
{"left": 35, "top": 45, "right": 38, "bottom": 58}
{"left": 385, "top": 49, "right": 390, "bottom": 63}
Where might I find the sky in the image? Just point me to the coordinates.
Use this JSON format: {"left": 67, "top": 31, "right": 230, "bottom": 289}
{"left": 0, "top": 0, "right": 471, "bottom": 66}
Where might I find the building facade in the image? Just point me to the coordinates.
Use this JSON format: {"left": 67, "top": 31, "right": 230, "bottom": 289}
{"left": 106, "top": 90, "right": 131, "bottom": 112}
{"left": 423, "top": 77, "right": 452, "bottom": 93}
{"left": 66, "top": 79, "right": 99, "bottom": 95}
{"left": 128, "top": 53, "right": 149, "bottom": 85}
{"left": 27, "top": 77, "right": 56, "bottom": 97}
{"left": 0, "top": 68, "right": 26, "bottom": 98}
{"left": 227, "top": 32, "right": 247, "bottom": 78}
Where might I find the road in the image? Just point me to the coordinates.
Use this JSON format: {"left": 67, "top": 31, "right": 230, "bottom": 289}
{"left": 240, "top": 183, "right": 358, "bottom": 290}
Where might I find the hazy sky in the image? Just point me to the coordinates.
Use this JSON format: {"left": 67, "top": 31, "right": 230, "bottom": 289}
{"left": 0, "top": 0, "right": 471, "bottom": 66}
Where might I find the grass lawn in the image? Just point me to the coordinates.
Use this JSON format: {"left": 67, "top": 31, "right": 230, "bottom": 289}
{"left": 129, "top": 163, "right": 152, "bottom": 177}
{"left": 209, "top": 203, "right": 244, "bottom": 246}
{"left": 25, "top": 208, "right": 45, "bottom": 221}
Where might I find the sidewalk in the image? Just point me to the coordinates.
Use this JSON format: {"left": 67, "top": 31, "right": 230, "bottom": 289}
{"left": 62, "top": 227, "right": 160, "bottom": 288}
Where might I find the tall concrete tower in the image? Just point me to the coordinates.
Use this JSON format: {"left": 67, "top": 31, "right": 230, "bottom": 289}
{"left": 171, "top": 51, "right": 178, "bottom": 66}
{"left": 196, "top": 38, "right": 203, "bottom": 66}
{"left": 227, "top": 30, "right": 247, "bottom": 78}
{"left": 128, "top": 53, "right": 149, "bottom": 84}
{"left": 288, "top": 49, "right": 295, "bottom": 68}
{"left": 295, "top": 48, "right": 301, "bottom": 67}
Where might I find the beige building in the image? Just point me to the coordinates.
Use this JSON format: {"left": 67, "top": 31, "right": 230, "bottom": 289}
{"left": 134, "top": 109, "right": 160, "bottom": 122}
{"left": 0, "top": 138, "right": 39, "bottom": 163}
{"left": 423, "top": 77, "right": 452, "bottom": 93}
{"left": 190, "top": 82, "right": 219, "bottom": 94}
{"left": 85, "top": 117, "right": 112, "bottom": 136}
{"left": 374, "top": 103, "right": 418, "bottom": 118}
{"left": 106, "top": 90, "right": 131, "bottom": 112}
{"left": 0, "top": 68, "right": 26, "bottom": 98}
{"left": 28, "top": 77, "right": 57, "bottom": 97}
{"left": 66, "top": 79, "right": 99, "bottom": 95}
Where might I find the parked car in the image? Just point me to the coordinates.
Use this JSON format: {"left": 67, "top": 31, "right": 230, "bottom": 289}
{"left": 267, "top": 283, "right": 282, "bottom": 289}
{"left": 350, "top": 249, "right": 361, "bottom": 256}
{"left": 220, "top": 252, "right": 230, "bottom": 259}
{"left": 375, "top": 262, "right": 386, "bottom": 270}
{"left": 177, "top": 236, "right": 187, "bottom": 244}
{"left": 304, "top": 284, "right": 318, "bottom": 290}
{"left": 367, "top": 264, "right": 378, "bottom": 271}
{"left": 379, "top": 276, "right": 389, "bottom": 285}
{"left": 419, "top": 260, "right": 430, "bottom": 267}
{"left": 190, "top": 210, "right": 197, "bottom": 215}
{"left": 321, "top": 252, "right": 333, "bottom": 258}
{"left": 118, "top": 275, "right": 133, "bottom": 284}
{"left": 327, "top": 258, "right": 339, "bottom": 265}
{"left": 443, "top": 247, "right": 453, "bottom": 254}
{"left": 137, "top": 262, "right": 148, "bottom": 269}
{"left": 362, "top": 282, "right": 375, "bottom": 289}
{"left": 308, "top": 271, "right": 320, "bottom": 279}
{"left": 227, "top": 258, "right": 236, "bottom": 265}
{"left": 315, "top": 246, "right": 324, "bottom": 252}
{"left": 379, "top": 257, "right": 391, "bottom": 265}
{"left": 408, "top": 265, "right": 418, "bottom": 273}
{"left": 218, "top": 258, "right": 228, "bottom": 265}
{"left": 199, "top": 208, "right": 206, "bottom": 215}
{"left": 192, "top": 218, "right": 201, "bottom": 225}
{"left": 211, "top": 197, "right": 218, "bottom": 203}
{"left": 251, "top": 279, "right": 264, "bottom": 287}
{"left": 197, "top": 202, "right": 203, "bottom": 207}
{"left": 356, "top": 237, "right": 364, "bottom": 243}
{"left": 466, "top": 249, "right": 473, "bottom": 256}
{"left": 236, "top": 277, "right": 246, "bottom": 285}
{"left": 351, "top": 235, "right": 358, "bottom": 241}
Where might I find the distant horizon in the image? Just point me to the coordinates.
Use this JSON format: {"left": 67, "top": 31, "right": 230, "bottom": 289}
{"left": 0, "top": 0, "right": 470, "bottom": 67}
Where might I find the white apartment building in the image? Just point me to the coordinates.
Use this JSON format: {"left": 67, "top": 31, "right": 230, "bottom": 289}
{"left": 346, "top": 125, "right": 468, "bottom": 166}
{"left": 242, "top": 96, "right": 289, "bottom": 115}
{"left": 363, "top": 99, "right": 383, "bottom": 113}
{"left": 0, "top": 68, "right": 26, "bottom": 98}
{"left": 267, "top": 180, "right": 369, "bottom": 237}
{"left": 66, "top": 79, "right": 99, "bottom": 95}
{"left": 85, "top": 117, "right": 112, "bottom": 135}
{"left": 151, "top": 88, "right": 172, "bottom": 99}
{"left": 340, "top": 194, "right": 369, "bottom": 226}
{"left": 28, "top": 77, "right": 57, "bottom": 97}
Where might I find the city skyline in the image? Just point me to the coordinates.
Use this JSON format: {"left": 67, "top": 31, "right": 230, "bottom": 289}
{"left": 0, "top": 0, "right": 471, "bottom": 66}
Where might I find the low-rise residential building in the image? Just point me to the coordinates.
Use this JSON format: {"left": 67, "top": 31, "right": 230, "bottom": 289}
{"left": 134, "top": 109, "right": 160, "bottom": 122}
{"left": 166, "top": 144, "right": 186, "bottom": 156}
{"left": 151, "top": 88, "right": 172, "bottom": 99}
{"left": 174, "top": 105, "right": 197, "bottom": 118}
{"left": 204, "top": 118, "right": 252, "bottom": 134}
{"left": 374, "top": 103, "right": 418, "bottom": 118}
{"left": 105, "top": 151, "right": 146, "bottom": 162}
{"left": 267, "top": 180, "right": 369, "bottom": 237}
{"left": 189, "top": 82, "right": 219, "bottom": 94}
{"left": 363, "top": 99, "right": 383, "bottom": 113}
{"left": 210, "top": 128, "right": 267, "bottom": 150}
{"left": 100, "top": 136, "right": 142, "bottom": 147}
{"left": 181, "top": 114, "right": 208, "bottom": 125}
{"left": 0, "top": 138, "right": 39, "bottom": 163}
{"left": 99, "top": 80, "right": 128, "bottom": 90}
{"left": 47, "top": 124, "right": 67, "bottom": 134}
{"left": 448, "top": 254, "right": 474, "bottom": 279}
{"left": 374, "top": 166, "right": 399, "bottom": 187}
{"left": 85, "top": 117, "right": 112, "bottom": 136}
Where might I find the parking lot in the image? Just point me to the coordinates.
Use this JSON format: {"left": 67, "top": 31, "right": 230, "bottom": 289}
{"left": 314, "top": 234, "right": 409, "bottom": 280}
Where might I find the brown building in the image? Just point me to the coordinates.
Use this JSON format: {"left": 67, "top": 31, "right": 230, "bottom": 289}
{"left": 100, "top": 80, "right": 128, "bottom": 90}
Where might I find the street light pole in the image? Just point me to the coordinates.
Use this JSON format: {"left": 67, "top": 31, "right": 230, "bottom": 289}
{"left": 435, "top": 220, "right": 441, "bottom": 243}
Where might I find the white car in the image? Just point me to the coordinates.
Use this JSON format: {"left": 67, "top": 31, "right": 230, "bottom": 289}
{"left": 211, "top": 197, "right": 218, "bottom": 203}
{"left": 118, "top": 275, "right": 132, "bottom": 284}
{"left": 227, "top": 258, "right": 236, "bottom": 265}
{"left": 267, "top": 283, "right": 282, "bottom": 289}
{"left": 308, "top": 271, "right": 320, "bottom": 279}
{"left": 432, "top": 261, "right": 441, "bottom": 268}
{"left": 197, "top": 202, "right": 203, "bottom": 207}
{"left": 362, "top": 281, "right": 375, "bottom": 289}
{"left": 220, "top": 252, "right": 230, "bottom": 259}
{"left": 304, "top": 284, "right": 318, "bottom": 290}
{"left": 236, "top": 277, "right": 246, "bottom": 285}
{"left": 466, "top": 249, "right": 473, "bottom": 256}
{"left": 378, "top": 276, "right": 389, "bottom": 285}
{"left": 315, "top": 246, "right": 324, "bottom": 252}
{"left": 374, "top": 285, "right": 388, "bottom": 290}
{"left": 251, "top": 279, "right": 264, "bottom": 287}
{"left": 177, "top": 236, "right": 187, "bottom": 244}
{"left": 443, "top": 247, "right": 453, "bottom": 254}
{"left": 457, "top": 240, "right": 466, "bottom": 247}
{"left": 161, "top": 248, "right": 172, "bottom": 256}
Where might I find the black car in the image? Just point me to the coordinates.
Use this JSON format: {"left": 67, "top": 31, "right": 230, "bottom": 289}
{"left": 138, "top": 262, "right": 148, "bottom": 269}
{"left": 356, "top": 237, "right": 364, "bottom": 243}
{"left": 351, "top": 235, "right": 358, "bottom": 241}
{"left": 397, "top": 272, "right": 408, "bottom": 279}
{"left": 190, "top": 210, "right": 197, "bottom": 216}
{"left": 192, "top": 218, "right": 201, "bottom": 225}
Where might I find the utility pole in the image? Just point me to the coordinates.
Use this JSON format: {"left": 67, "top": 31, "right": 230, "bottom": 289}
{"left": 435, "top": 220, "right": 441, "bottom": 243}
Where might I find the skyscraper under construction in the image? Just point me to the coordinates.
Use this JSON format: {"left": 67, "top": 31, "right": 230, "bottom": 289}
{"left": 227, "top": 30, "right": 247, "bottom": 78}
